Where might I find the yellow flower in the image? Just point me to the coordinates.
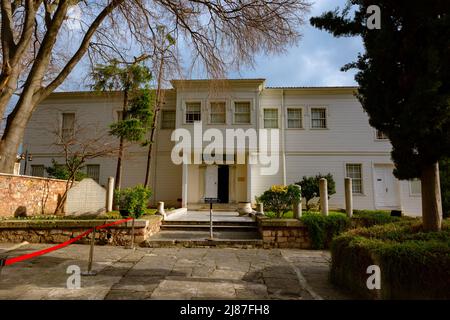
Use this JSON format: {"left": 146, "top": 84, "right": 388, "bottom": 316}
{"left": 270, "top": 185, "right": 288, "bottom": 193}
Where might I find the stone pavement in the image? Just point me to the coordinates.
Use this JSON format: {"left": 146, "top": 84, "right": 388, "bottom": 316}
{"left": 0, "top": 243, "right": 352, "bottom": 300}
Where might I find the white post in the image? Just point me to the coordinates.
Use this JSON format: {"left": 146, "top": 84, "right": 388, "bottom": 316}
{"left": 319, "top": 178, "right": 329, "bottom": 216}
{"left": 157, "top": 201, "right": 166, "bottom": 216}
{"left": 293, "top": 184, "right": 302, "bottom": 219}
{"left": 106, "top": 177, "right": 114, "bottom": 212}
{"left": 345, "top": 177, "right": 353, "bottom": 217}
{"left": 182, "top": 163, "right": 188, "bottom": 208}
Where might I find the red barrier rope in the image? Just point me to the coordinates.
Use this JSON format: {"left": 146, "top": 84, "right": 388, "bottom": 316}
{"left": 1, "top": 217, "right": 133, "bottom": 267}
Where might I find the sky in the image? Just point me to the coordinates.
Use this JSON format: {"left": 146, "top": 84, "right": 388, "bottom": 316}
{"left": 60, "top": 0, "right": 363, "bottom": 91}
{"left": 228, "top": 0, "right": 364, "bottom": 87}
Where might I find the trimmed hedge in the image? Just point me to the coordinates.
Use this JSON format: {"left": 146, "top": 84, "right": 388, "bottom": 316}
{"left": 351, "top": 210, "right": 403, "bottom": 227}
{"left": 330, "top": 220, "right": 450, "bottom": 299}
{"left": 300, "top": 212, "right": 350, "bottom": 249}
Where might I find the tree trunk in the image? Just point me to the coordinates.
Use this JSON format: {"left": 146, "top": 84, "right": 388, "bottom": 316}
{"left": 115, "top": 136, "right": 124, "bottom": 190}
{"left": 421, "top": 162, "right": 443, "bottom": 232}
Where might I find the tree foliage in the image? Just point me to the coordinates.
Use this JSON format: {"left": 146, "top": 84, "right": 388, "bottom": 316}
{"left": 310, "top": 0, "right": 449, "bottom": 230}
{"left": 296, "top": 173, "right": 336, "bottom": 210}
{"left": 45, "top": 158, "right": 87, "bottom": 181}
{"left": 257, "top": 184, "right": 302, "bottom": 218}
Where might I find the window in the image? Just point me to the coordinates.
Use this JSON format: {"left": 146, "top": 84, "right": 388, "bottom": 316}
{"left": 185, "top": 102, "right": 201, "bottom": 123}
{"left": 210, "top": 102, "right": 226, "bottom": 124}
{"left": 376, "top": 130, "right": 388, "bottom": 140}
{"left": 116, "top": 110, "right": 124, "bottom": 121}
{"left": 61, "top": 113, "right": 75, "bottom": 140}
{"left": 263, "top": 109, "right": 278, "bottom": 128}
{"left": 161, "top": 110, "right": 176, "bottom": 129}
{"left": 31, "top": 165, "right": 45, "bottom": 177}
{"left": 234, "top": 102, "right": 251, "bottom": 124}
{"left": 311, "top": 108, "right": 327, "bottom": 129}
{"left": 346, "top": 164, "right": 363, "bottom": 194}
{"left": 86, "top": 165, "right": 100, "bottom": 183}
{"left": 410, "top": 179, "right": 421, "bottom": 195}
{"left": 287, "top": 108, "right": 303, "bottom": 128}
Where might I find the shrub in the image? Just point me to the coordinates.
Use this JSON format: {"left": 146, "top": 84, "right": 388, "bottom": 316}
{"left": 300, "top": 212, "right": 350, "bottom": 249}
{"left": 352, "top": 209, "right": 402, "bottom": 227}
{"left": 114, "top": 185, "right": 152, "bottom": 218}
{"left": 295, "top": 173, "right": 336, "bottom": 210}
{"left": 45, "top": 158, "right": 88, "bottom": 181}
{"left": 330, "top": 219, "right": 450, "bottom": 299}
{"left": 256, "top": 185, "right": 301, "bottom": 218}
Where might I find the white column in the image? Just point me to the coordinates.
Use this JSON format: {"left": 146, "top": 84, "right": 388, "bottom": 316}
{"left": 106, "top": 176, "right": 114, "bottom": 212}
{"left": 319, "top": 178, "right": 329, "bottom": 216}
{"left": 246, "top": 153, "right": 254, "bottom": 203}
{"left": 345, "top": 177, "right": 353, "bottom": 217}
{"left": 182, "top": 163, "right": 188, "bottom": 208}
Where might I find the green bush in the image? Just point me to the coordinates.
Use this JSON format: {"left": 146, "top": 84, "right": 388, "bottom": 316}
{"left": 352, "top": 210, "right": 402, "bottom": 227}
{"left": 114, "top": 185, "right": 152, "bottom": 218}
{"left": 330, "top": 219, "right": 450, "bottom": 299}
{"left": 300, "top": 212, "right": 350, "bottom": 249}
{"left": 256, "top": 185, "right": 301, "bottom": 218}
{"left": 295, "top": 173, "right": 336, "bottom": 210}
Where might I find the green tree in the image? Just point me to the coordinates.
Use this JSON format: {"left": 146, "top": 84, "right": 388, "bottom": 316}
{"left": 45, "top": 159, "right": 87, "bottom": 181}
{"left": 91, "top": 59, "right": 154, "bottom": 190}
{"left": 310, "top": 1, "right": 450, "bottom": 231}
{"left": 296, "top": 173, "right": 336, "bottom": 210}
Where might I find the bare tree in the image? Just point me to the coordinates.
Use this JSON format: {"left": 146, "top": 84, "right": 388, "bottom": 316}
{"left": 0, "top": 0, "right": 310, "bottom": 173}
{"left": 50, "top": 121, "right": 119, "bottom": 214}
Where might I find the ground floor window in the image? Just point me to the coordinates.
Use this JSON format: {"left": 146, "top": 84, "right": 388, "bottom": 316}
{"left": 410, "top": 179, "right": 421, "bottom": 195}
{"left": 31, "top": 165, "right": 45, "bottom": 177}
{"left": 86, "top": 164, "right": 100, "bottom": 183}
{"left": 346, "top": 163, "right": 363, "bottom": 194}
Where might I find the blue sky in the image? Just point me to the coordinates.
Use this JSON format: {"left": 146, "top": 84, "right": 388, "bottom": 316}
{"left": 228, "top": 0, "right": 363, "bottom": 87}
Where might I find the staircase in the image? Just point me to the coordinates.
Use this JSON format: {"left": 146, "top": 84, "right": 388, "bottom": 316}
{"left": 143, "top": 211, "right": 263, "bottom": 248}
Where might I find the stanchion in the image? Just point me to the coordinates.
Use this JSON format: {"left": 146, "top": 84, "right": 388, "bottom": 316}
{"left": 81, "top": 228, "right": 97, "bottom": 276}
{"left": 0, "top": 257, "right": 6, "bottom": 277}
{"left": 209, "top": 202, "right": 213, "bottom": 240}
{"left": 126, "top": 217, "right": 136, "bottom": 250}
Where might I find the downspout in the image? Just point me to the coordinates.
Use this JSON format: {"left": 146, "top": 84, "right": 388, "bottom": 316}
{"left": 281, "top": 89, "right": 287, "bottom": 185}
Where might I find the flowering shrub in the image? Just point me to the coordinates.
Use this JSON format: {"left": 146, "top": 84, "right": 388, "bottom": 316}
{"left": 256, "top": 184, "right": 301, "bottom": 218}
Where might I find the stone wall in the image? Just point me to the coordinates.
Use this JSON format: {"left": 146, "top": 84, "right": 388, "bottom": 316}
{"left": 66, "top": 178, "right": 106, "bottom": 215}
{"left": 257, "top": 216, "right": 312, "bottom": 249}
{"left": 0, "top": 216, "right": 162, "bottom": 246}
{"left": 0, "top": 173, "right": 69, "bottom": 217}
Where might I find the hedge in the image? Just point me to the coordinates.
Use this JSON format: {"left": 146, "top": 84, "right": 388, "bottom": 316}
{"left": 330, "top": 219, "right": 450, "bottom": 299}
{"left": 300, "top": 212, "right": 350, "bottom": 249}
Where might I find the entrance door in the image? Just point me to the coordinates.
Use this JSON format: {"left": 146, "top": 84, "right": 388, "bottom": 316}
{"left": 217, "top": 165, "right": 229, "bottom": 203}
{"left": 374, "top": 165, "right": 400, "bottom": 208}
{"left": 204, "top": 165, "right": 218, "bottom": 199}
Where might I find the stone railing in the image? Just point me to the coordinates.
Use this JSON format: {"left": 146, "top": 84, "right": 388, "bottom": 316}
{"left": 256, "top": 216, "right": 311, "bottom": 249}
{"left": 0, "top": 215, "right": 162, "bottom": 246}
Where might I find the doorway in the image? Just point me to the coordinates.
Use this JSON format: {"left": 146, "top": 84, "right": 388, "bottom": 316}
{"left": 217, "top": 165, "right": 229, "bottom": 203}
{"left": 374, "top": 164, "right": 400, "bottom": 208}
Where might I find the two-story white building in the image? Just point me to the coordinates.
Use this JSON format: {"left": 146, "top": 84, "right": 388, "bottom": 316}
{"left": 21, "top": 79, "right": 422, "bottom": 216}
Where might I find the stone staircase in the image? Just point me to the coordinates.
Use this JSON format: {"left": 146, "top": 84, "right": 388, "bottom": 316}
{"left": 143, "top": 215, "right": 263, "bottom": 248}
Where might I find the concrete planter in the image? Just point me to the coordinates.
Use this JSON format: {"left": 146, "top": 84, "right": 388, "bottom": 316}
{"left": 237, "top": 202, "right": 253, "bottom": 215}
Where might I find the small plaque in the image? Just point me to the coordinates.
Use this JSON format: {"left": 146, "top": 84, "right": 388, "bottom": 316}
{"left": 204, "top": 197, "right": 220, "bottom": 203}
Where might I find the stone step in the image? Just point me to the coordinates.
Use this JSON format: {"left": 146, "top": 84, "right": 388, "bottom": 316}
{"left": 144, "top": 229, "right": 262, "bottom": 248}
{"left": 160, "top": 224, "right": 259, "bottom": 232}
{"left": 142, "top": 239, "right": 263, "bottom": 249}
{"left": 162, "top": 220, "right": 257, "bottom": 227}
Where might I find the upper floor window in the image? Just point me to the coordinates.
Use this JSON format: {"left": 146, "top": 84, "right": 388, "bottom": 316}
{"left": 185, "top": 102, "right": 201, "bottom": 123}
{"left": 346, "top": 163, "right": 363, "bottom": 194}
{"left": 61, "top": 112, "right": 75, "bottom": 140}
{"left": 31, "top": 165, "right": 45, "bottom": 177}
{"left": 287, "top": 108, "right": 303, "bottom": 128}
{"left": 311, "top": 108, "right": 327, "bottom": 129}
{"left": 161, "top": 110, "right": 176, "bottom": 129}
{"left": 376, "top": 130, "right": 388, "bottom": 140}
{"left": 234, "top": 102, "right": 251, "bottom": 124}
{"left": 210, "top": 102, "right": 226, "bottom": 124}
{"left": 263, "top": 109, "right": 278, "bottom": 128}
{"left": 86, "top": 164, "right": 100, "bottom": 183}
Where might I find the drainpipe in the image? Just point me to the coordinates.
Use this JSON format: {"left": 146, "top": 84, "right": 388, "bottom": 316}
{"left": 281, "top": 89, "right": 287, "bottom": 185}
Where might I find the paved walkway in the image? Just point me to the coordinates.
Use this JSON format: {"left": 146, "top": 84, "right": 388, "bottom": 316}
{"left": 0, "top": 243, "right": 352, "bottom": 300}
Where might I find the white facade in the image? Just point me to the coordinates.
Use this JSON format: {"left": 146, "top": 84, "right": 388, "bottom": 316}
{"left": 21, "top": 79, "right": 422, "bottom": 216}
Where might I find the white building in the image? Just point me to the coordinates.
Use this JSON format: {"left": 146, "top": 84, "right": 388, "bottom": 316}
{"left": 21, "top": 79, "right": 422, "bottom": 216}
